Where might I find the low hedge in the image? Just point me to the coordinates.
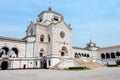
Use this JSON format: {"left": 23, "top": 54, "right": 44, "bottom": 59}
{"left": 68, "top": 66, "right": 89, "bottom": 70}
{"left": 107, "top": 65, "right": 118, "bottom": 67}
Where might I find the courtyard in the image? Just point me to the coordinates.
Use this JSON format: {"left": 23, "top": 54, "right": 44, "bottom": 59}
{"left": 0, "top": 67, "right": 119, "bottom": 80}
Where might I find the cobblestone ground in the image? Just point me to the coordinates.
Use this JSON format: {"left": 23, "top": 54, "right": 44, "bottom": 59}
{"left": 0, "top": 67, "right": 119, "bottom": 80}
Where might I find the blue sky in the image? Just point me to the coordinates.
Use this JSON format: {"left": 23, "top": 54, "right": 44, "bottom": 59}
{"left": 0, "top": 0, "right": 120, "bottom": 47}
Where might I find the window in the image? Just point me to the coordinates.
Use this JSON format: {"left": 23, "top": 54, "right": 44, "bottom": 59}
{"left": 111, "top": 52, "right": 115, "bottom": 59}
{"left": 40, "top": 35, "right": 44, "bottom": 42}
{"left": 36, "top": 61, "right": 38, "bottom": 66}
{"left": 116, "top": 52, "right": 120, "bottom": 57}
{"left": 84, "top": 54, "right": 87, "bottom": 57}
{"left": 48, "top": 60, "right": 51, "bottom": 66}
{"left": 60, "top": 31, "right": 65, "bottom": 38}
{"left": 40, "top": 53, "right": 43, "bottom": 57}
{"left": 106, "top": 53, "right": 110, "bottom": 59}
{"left": 75, "top": 53, "right": 78, "bottom": 58}
{"left": 40, "top": 19, "right": 43, "bottom": 22}
{"left": 48, "top": 35, "right": 50, "bottom": 42}
{"left": 78, "top": 53, "right": 81, "bottom": 57}
{"left": 101, "top": 53, "right": 105, "bottom": 59}
{"left": 54, "top": 16, "right": 59, "bottom": 21}
{"left": 61, "top": 52, "right": 64, "bottom": 56}
{"left": 30, "top": 28, "right": 33, "bottom": 35}
{"left": 39, "top": 17, "right": 43, "bottom": 22}
{"left": 87, "top": 54, "right": 90, "bottom": 57}
{"left": 30, "top": 62, "right": 32, "bottom": 64}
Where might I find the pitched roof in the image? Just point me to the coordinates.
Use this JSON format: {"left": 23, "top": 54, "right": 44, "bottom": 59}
{"left": 38, "top": 7, "right": 63, "bottom": 17}
{"left": 73, "top": 46, "right": 90, "bottom": 51}
{"left": 97, "top": 45, "right": 120, "bottom": 50}
{"left": 0, "top": 36, "right": 25, "bottom": 42}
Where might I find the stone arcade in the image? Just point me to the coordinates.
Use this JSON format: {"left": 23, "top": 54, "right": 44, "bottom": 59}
{"left": 0, "top": 8, "right": 120, "bottom": 70}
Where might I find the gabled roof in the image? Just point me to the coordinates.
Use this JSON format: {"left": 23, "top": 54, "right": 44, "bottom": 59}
{"left": 97, "top": 45, "right": 120, "bottom": 50}
{"left": 0, "top": 36, "right": 25, "bottom": 42}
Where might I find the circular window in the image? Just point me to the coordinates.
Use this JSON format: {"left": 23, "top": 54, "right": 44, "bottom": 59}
{"left": 60, "top": 31, "right": 65, "bottom": 38}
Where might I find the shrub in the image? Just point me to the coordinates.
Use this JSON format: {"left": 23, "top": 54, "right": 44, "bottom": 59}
{"left": 68, "top": 66, "right": 89, "bottom": 70}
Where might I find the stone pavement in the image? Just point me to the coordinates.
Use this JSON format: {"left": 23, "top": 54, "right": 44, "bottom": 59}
{"left": 0, "top": 67, "right": 119, "bottom": 80}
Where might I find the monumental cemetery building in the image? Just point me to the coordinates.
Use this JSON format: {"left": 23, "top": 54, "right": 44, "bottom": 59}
{"left": 0, "top": 8, "right": 120, "bottom": 70}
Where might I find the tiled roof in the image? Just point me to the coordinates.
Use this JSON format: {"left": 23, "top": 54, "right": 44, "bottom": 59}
{"left": 0, "top": 36, "right": 25, "bottom": 42}
{"left": 38, "top": 8, "right": 62, "bottom": 17}
{"left": 97, "top": 45, "right": 120, "bottom": 50}
{"left": 73, "top": 46, "right": 90, "bottom": 51}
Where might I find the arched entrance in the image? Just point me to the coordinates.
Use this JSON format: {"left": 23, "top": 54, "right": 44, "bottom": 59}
{"left": 39, "top": 49, "right": 45, "bottom": 57}
{"left": 1, "top": 61, "right": 9, "bottom": 70}
{"left": 41, "top": 57, "right": 47, "bottom": 69}
{"left": 116, "top": 60, "right": 120, "bottom": 65}
{"left": 61, "top": 46, "right": 68, "bottom": 56}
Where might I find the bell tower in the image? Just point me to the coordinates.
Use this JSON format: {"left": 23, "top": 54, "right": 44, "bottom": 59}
{"left": 37, "top": 7, "right": 64, "bottom": 26}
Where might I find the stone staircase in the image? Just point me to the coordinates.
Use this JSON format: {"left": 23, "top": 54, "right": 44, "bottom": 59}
{"left": 75, "top": 58, "right": 105, "bottom": 69}
{"left": 52, "top": 57, "right": 64, "bottom": 69}
{"left": 52, "top": 57, "right": 81, "bottom": 69}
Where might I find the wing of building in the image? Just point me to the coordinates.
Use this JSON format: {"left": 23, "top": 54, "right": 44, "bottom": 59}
{"left": 0, "top": 8, "right": 120, "bottom": 70}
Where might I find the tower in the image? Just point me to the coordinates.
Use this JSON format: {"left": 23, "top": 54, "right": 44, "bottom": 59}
{"left": 37, "top": 7, "right": 64, "bottom": 26}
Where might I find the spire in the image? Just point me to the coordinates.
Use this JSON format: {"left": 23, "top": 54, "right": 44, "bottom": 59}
{"left": 48, "top": 1, "right": 52, "bottom": 11}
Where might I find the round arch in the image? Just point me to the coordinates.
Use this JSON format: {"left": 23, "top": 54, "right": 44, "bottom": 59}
{"left": 111, "top": 52, "right": 115, "bottom": 59}
{"left": 106, "top": 53, "right": 110, "bottom": 59}
{"left": 40, "top": 34, "right": 45, "bottom": 42}
{"left": 84, "top": 54, "right": 87, "bottom": 57}
{"left": 101, "top": 53, "right": 105, "bottom": 59}
{"left": 1, "top": 61, "right": 9, "bottom": 70}
{"left": 48, "top": 34, "right": 50, "bottom": 42}
{"left": 74, "top": 53, "right": 78, "bottom": 58}
{"left": 87, "top": 54, "right": 90, "bottom": 57}
{"left": 2, "top": 47, "right": 9, "bottom": 55}
{"left": 0, "top": 47, "right": 9, "bottom": 57}
{"left": 116, "top": 52, "right": 120, "bottom": 57}
{"left": 11, "top": 48, "right": 19, "bottom": 58}
{"left": 39, "top": 48, "right": 45, "bottom": 57}
{"left": 78, "top": 53, "right": 81, "bottom": 57}
{"left": 60, "top": 46, "right": 68, "bottom": 56}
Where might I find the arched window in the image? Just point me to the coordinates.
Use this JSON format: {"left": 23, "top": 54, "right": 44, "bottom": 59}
{"left": 11, "top": 48, "right": 18, "bottom": 58}
{"left": 48, "top": 34, "right": 50, "bottom": 42}
{"left": 0, "top": 47, "right": 9, "bottom": 57}
{"left": 40, "top": 35, "right": 45, "bottom": 42}
{"left": 84, "top": 54, "right": 87, "bottom": 57}
{"left": 75, "top": 53, "right": 78, "bottom": 58}
{"left": 87, "top": 54, "right": 90, "bottom": 57}
{"left": 78, "top": 53, "right": 81, "bottom": 57}
{"left": 111, "top": 52, "right": 115, "bottom": 59}
{"left": 101, "top": 53, "right": 105, "bottom": 59}
{"left": 81, "top": 53, "right": 84, "bottom": 57}
{"left": 116, "top": 52, "right": 120, "bottom": 57}
{"left": 106, "top": 53, "right": 110, "bottom": 59}
{"left": 0, "top": 50, "right": 4, "bottom": 57}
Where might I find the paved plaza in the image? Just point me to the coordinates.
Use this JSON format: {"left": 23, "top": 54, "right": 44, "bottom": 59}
{"left": 0, "top": 67, "right": 119, "bottom": 80}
